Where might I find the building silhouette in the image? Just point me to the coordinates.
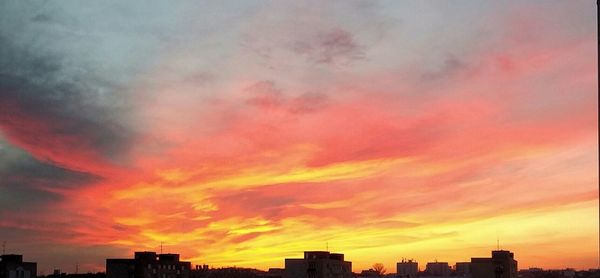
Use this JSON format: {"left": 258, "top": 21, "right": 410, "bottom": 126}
{"left": 106, "top": 252, "right": 191, "bottom": 278}
{"left": 471, "top": 251, "right": 517, "bottom": 278}
{"left": 0, "top": 254, "right": 37, "bottom": 278}
{"left": 518, "top": 268, "right": 600, "bottom": 278}
{"left": 454, "top": 262, "right": 470, "bottom": 277}
{"left": 45, "top": 272, "right": 105, "bottom": 278}
{"left": 190, "top": 266, "right": 281, "bottom": 278}
{"left": 283, "top": 251, "right": 351, "bottom": 278}
{"left": 425, "top": 262, "right": 451, "bottom": 276}
{"left": 396, "top": 259, "right": 418, "bottom": 278}
{"left": 357, "top": 269, "right": 380, "bottom": 277}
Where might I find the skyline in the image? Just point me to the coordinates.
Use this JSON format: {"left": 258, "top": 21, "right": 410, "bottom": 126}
{"left": 0, "top": 0, "right": 598, "bottom": 274}
{"left": 0, "top": 248, "right": 578, "bottom": 275}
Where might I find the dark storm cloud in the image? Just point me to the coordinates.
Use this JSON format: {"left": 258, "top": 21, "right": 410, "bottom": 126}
{"left": 0, "top": 35, "right": 135, "bottom": 166}
{"left": 0, "top": 5, "right": 134, "bottom": 169}
{"left": 0, "top": 0, "right": 138, "bottom": 220}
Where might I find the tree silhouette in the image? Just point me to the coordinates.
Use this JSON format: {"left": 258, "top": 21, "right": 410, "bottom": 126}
{"left": 372, "top": 263, "right": 386, "bottom": 276}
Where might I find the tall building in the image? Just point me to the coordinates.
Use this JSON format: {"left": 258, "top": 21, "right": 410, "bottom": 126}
{"left": 283, "top": 251, "right": 352, "bottom": 278}
{"left": 0, "top": 254, "right": 37, "bottom": 278}
{"left": 106, "top": 252, "right": 191, "bottom": 278}
{"left": 425, "top": 262, "right": 451, "bottom": 276}
{"left": 471, "top": 250, "right": 517, "bottom": 278}
{"left": 396, "top": 259, "right": 418, "bottom": 278}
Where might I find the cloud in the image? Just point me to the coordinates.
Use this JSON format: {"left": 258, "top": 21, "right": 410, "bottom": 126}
{"left": 245, "top": 81, "right": 285, "bottom": 110}
{"left": 0, "top": 138, "right": 100, "bottom": 213}
{"left": 420, "top": 54, "right": 468, "bottom": 81}
{"left": 244, "top": 81, "right": 328, "bottom": 114}
{"left": 0, "top": 0, "right": 597, "bottom": 273}
{"left": 288, "top": 92, "right": 329, "bottom": 114}
{"left": 291, "top": 28, "right": 365, "bottom": 65}
{"left": 0, "top": 34, "right": 136, "bottom": 173}
{"left": 31, "top": 13, "right": 53, "bottom": 23}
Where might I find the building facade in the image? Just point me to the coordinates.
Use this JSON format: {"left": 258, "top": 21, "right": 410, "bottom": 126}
{"left": 396, "top": 259, "right": 418, "bottom": 278}
{"left": 454, "top": 263, "right": 471, "bottom": 277}
{"left": 471, "top": 251, "right": 517, "bottom": 278}
{"left": 283, "top": 251, "right": 352, "bottom": 278}
{"left": 425, "top": 262, "right": 451, "bottom": 276}
{"left": 0, "top": 255, "right": 37, "bottom": 278}
{"left": 107, "top": 252, "right": 191, "bottom": 278}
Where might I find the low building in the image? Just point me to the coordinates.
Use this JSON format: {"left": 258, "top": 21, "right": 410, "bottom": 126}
{"left": 283, "top": 251, "right": 352, "bottom": 278}
{"left": 0, "top": 254, "right": 37, "bottom": 278}
{"left": 396, "top": 259, "right": 418, "bottom": 278}
{"left": 425, "top": 262, "right": 451, "bottom": 276}
{"left": 106, "top": 252, "right": 191, "bottom": 278}
{"left": 190, "top": 267, "right": 279, "bottom": 278}
{"left": 470, "top": 250, "right": 517, "bottom": 278}
{"left": 358, "top": 269, "right": 380, "bottom": 277}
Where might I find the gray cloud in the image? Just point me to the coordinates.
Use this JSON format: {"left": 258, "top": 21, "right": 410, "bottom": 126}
{"left": 31, "top": 13, "right": 51, "bottom": 23}
{"left": 0, "top": 3, "right": 141, "bottom": 167}
{"left": 291, "top": 28, "right": 365, "bottom": 65}
{"left": 420, "top": 54, "right": 468, "bottom": 81}
{"left": 244, "top": 81, "right": 329, "bottom": 114}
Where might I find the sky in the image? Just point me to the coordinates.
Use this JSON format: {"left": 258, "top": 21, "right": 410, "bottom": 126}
{"left": 0, "top": 0, "right": 598, "bottom": 274}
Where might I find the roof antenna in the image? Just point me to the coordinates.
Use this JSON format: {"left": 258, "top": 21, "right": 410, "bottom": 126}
{"left": 2, "top": 241, "right": 5, "bottom": 255}
{"left": 160, "top": 242, "right": 163, "bottom": 254}
{"left": 326, "top": 242, "right": 329, "bottom": 252}
{"left": 495, "top": 229, "right": 500, "bottom": 250}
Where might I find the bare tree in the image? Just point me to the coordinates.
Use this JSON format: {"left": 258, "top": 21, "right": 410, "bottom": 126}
{"left": 372, "top": 263, "right": 386, "bottom": 276}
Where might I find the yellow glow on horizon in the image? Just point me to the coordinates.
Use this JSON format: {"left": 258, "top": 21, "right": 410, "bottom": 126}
{"left": 179, "top": 199, "right": 599, "bottom": 272}
{"left": 100, "top": 140, "right": 598, "bottom": 271}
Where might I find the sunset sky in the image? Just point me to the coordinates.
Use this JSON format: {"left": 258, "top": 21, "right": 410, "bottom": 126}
{"left": 0, "top": 0, "right": 598, "bottom": 274}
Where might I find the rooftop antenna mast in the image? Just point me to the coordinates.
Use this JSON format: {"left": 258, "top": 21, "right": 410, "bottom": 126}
{"left": 495, "top": 229, "right": 500, "bottom": 250}
{"left": 2, "top": 241, "right": 5, "bottom": 255}
{"left": 160, "top": 242, "right": 163, "bottom": 254}
{"left": 326, "top": 242, "right": 329, "bottom": 252}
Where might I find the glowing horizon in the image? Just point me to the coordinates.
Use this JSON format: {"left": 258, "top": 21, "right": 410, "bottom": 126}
{"left": 0, "top": 0, "right": 597, "bottom": 274}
